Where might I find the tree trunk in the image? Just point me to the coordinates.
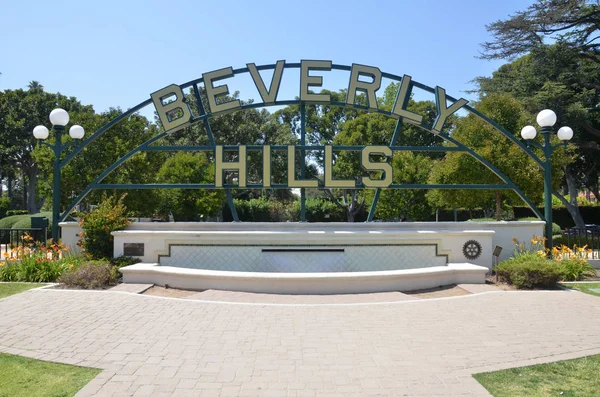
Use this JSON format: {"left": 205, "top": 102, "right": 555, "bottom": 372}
{"left": 27, "top": 169, "right": 39, "bottom": 214}
{"left": 7, "top": 175, "right": 13, "bottom": 200}
{"left": 495, "top": 192, "right": 502, "bottom": 221}
{"left": 22, "top": 174, "right": 27, "bottom": 211}
{"left": 347, "top": 211, "right": 355, "bottom": 223}
{"left": 554, "top": 166, "right": 586, "bottom": 228}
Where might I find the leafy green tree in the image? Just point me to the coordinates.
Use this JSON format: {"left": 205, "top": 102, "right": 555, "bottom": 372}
{"left": 32, "top": 108, "right": 164, "bottom": 217}
{"left": 155, "top": 152, "right": 224, "bottom": 221}
{"left": 479, "top": 0, "right": 600, "bottom": 225}
{"left": 166, "top": 89, "right": 296, "bottom": 198}
{"left": 0, "top": 82, "right": 93, "bottom": 213}
{"left": 375, "top": 153, "right": 434, "bottom": 221}
{"left": 480, "top": 0, "right": 600, "bottom": 65}
{"left": 427, "top": 93, "right": 572, "bottom": 220}
{"left": 475, "top": 43, "right": 599, "bottom": 225}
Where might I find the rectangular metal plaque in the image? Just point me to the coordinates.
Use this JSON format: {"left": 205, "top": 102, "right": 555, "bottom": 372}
{"left": 123, "top": 243, "right": 144, "bottom": 257}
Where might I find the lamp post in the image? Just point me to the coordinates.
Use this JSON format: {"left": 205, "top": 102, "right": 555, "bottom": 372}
{"left": 33, "top": 108, "right": 85, "bottom": 243}
{"left": 520, "top": 109, "right": 573, "bottom": 250}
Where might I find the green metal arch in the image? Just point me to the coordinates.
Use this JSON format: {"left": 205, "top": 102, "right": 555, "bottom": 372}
{"left": 59, "top": 62, "right": 546, "bottom": 223}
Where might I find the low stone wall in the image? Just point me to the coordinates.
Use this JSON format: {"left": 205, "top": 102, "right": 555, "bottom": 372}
{"left": 61, "top": 221, "right": 545, "bottom": 268}
{"left": 120, "top": 263, "right": 488, "bottom": 294}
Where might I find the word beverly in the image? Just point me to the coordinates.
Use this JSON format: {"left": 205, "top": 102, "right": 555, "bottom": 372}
{"left": 151, "top": 60, "right": 469, "bottom": 135}
{"left": 214, "top": 145, "right": 392, "bottom": 189}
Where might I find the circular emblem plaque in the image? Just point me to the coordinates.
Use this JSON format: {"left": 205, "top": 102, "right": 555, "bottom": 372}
{"left": 462, "top": 240, "right": 482, "bottom": 260}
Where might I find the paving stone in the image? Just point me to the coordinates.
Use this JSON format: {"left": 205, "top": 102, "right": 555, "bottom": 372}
{"left": 0, "top": 289, "right": 598, "bottom": 396}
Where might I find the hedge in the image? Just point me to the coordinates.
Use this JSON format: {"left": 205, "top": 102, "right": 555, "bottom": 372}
{"left": 513, "top": 206, "right": 600, "bottom": 229}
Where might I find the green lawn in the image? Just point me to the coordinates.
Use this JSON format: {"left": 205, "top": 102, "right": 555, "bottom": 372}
{"left": 0, "top": 283, "right": 46, "bottom": 299}
{"left": 560, "top": 282, "right": 600, "bottom": 297}
{"left": 473, "top": 354, "right": 600, "bottom": 397}
{"left": 0, "top": 353, "right": 100, "bottom": 397}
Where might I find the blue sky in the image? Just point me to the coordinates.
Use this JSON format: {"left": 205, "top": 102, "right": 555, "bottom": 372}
{"left": 1, "top": 0, "right": 532, "bottom": 117}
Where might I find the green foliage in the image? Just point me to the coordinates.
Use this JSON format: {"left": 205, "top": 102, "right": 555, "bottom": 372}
{"left": 78, "top": 195, "right": 130, "bottom": 260}
{"left": 58, "top": 262, "right": 118, "bottom": 289}
{"left": 156, "top": 152, "right": 224, "bottom": 221}
{"left": 428, "top": 93, "right": 570, "bottom": 216}
{"left": 0, "top": 198, "right": 9, "bottom": 219}
{"left": 5, "top": 210, "right": 27, "bottom": 217}
{"left": 0, "top": 239, "right": 78, "bottom": 282}
{"left": 0, "top": 283, "right": 46, "bottom": 299}
{"left": 562, "top": 283, "right": 600, "bottom": 297}
{"left": 233, "top": 197, "right": 274, "bottom": 222}
{"left": 467, "top": 218, "right": 497, "bottom": 222}
{"left": 552, "top": 234, "right": 566, "bottom": 247}
{"left": 286, "top": 199, "right": 345, "bottom": 222}
{"left": 0, "top": 82, "right": 95, "bottom": 213}
{"left": 0, "top": 215, "right": 23, "bottom": 229}
{"left": 11, "top": 211, "right": 52, "bottom": 228}
{"left": 0, "top": 352, "right": 101, "bottom": 397}
{"left": 559, "top": 259, "right": 596, "bottom": 282}
{"left": 110, "top": 256, "right": 141, "bottom": 269}
{"left": 374, "top": 153, "right": 434, "bottom": 221}
{"left": 476, "top": 40, "right": 600, "bottom": 226}
{"left": 495, "top": 257, "right": 563, "bottom": 289}
{"left": 473, "top": 354, "right": 600, "bottom": 397}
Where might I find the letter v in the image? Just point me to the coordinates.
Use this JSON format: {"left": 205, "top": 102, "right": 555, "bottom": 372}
{"left": 247, "top": 60, "right": 285, "bottom": 104}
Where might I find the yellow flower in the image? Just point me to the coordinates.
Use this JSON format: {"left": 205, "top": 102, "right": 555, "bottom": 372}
{"left": 512, "top": 238, "right": 518, "bottom": 243}
{"left": 537, "top": 250, "right": 545, "bottom": 256}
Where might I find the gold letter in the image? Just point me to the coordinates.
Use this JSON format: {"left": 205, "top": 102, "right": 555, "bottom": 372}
{"left": 248, "top": 60, "right": 284, "bottom": 104}
{"left": 263, "top": 145, "right": 271, "bottom": 187}
{"left": 287, "top": 146, "right": 318, "bottom": 187}
{"left": 346, "top": 63, "right": 382, "bottom": 110}
{"left": 300, "top": 60, "right": 332, "bottom": 103}
{"left": 215, "top": 145, "right": 247, "bottom": 188}
{"left": 324, "top": 146, "right": 355, "bottom": 188}
{"left": 203, "top": 67, "right": 242, "bottom": 114}
{"left": 392, "top": 75, "right": 423, "bottom": 125}
{"left": 150, "top": 84, "right": 192, "bottom": 132}
{"left": 361, "top": 146, "right": 392, "bottom": 188}
{"left": 432, "top": 86, "right": 468, "bottom": 133}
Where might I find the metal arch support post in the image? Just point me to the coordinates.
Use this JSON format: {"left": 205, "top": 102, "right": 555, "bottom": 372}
{"left": 300, "top": 102, "right": 306, "bottom": 222}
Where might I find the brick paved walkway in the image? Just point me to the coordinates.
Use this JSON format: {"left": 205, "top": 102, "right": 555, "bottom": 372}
{"left": 0, "top": 288, "right": 599, "bottom": 396}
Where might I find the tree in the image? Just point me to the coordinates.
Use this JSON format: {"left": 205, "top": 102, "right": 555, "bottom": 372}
{"left": 32, "top": 108, "right": 164, "bottom": 217}
{"left": 374, "top": 152, "right": 434, "bottom": 221}
{"left": 155, "top": 152, "right": 224, "bottom": 221}
{"left": 479, "top": 0, "right": 600, "bottom": 225}
{"left": 480, "top": 0, "right": 600, "bottom": 65}
{"left": 0, "top": 82, "right": 93, "bottom": 213}
{"left": 475, "top": 43, "right": 599, "bottom": 225}
{"left": 428, "top": 93, "right": 572, "bottom": 220}
{"left": 166, "top": 89, "right": 296, "bottom": 197}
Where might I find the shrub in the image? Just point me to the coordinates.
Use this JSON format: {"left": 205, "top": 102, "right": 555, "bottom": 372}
{"left": 549, "top": 244, "right": 596, "bottom": 281}
{"left": 6, "top": 210, "right": 28, "bottom": 217}
{"left": 495, "top": 257, "right": 563, "bottom": 289}
{"left": 560, "top": 259, "right": 596, "bottom": 281}
{"left": 0, "top": 236, "right": 74, "bottom": 282}
{"left": 78, "top": 195, "right": 131, "bottom": 260}
{"left": 58, "top": 262, "right": 118, "bottom": 289}
{"left": 110, "top": 256, "right": 141, "bottom": 269}
{"left": 0, "top": 215, "right": 25, "bottom": 229}
{"left": 0, "top": 197, "right": 10, "bottom": 219}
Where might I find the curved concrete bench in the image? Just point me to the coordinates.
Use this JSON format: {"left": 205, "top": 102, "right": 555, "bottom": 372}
{"left": 120, "top": 263, "right": 488, "bottom": 294}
